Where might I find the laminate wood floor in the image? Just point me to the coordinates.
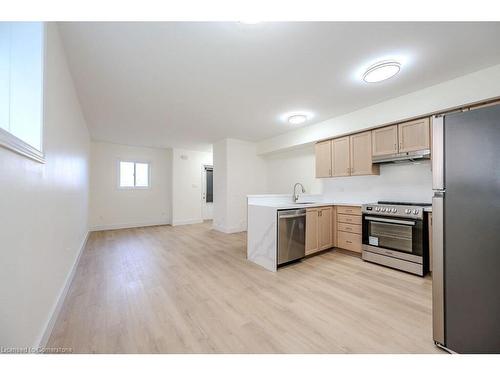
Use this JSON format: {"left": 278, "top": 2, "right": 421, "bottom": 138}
{"left": 48, "top": 221, "right": 442, "bottom": 353}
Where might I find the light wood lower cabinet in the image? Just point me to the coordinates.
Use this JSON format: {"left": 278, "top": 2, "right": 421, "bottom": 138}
{"left": 305, "top": 206, "right": 333, "bottom": 255}
{"left": 336, "top": 206, "right": 362, "bottom": 253}
{"left": 318, "top": 207, "right": 332, "bottom": 250}
{"left": 305, "top": 209, "right": 319, "bottom": 255}
{"left": 337, "top": 213, "right": 362, "bottom": 225}
{"left": 337, "top": 206, "right": 362, "bottom": 216}
{"left": 337, "top": 231, "right": 362, "bottom": 253}
{"left": 337, "top": 222, "right": 362, "bottom": 234}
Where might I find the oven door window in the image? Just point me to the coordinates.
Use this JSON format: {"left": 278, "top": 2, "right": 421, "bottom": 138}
{"left": 367, "top": 221, "right": 414, "bottom": 253}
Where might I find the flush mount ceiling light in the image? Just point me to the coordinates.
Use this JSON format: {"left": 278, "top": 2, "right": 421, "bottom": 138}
{"left": 287, "top": 114, "right": 308, "bottom": 125}
{"left": 362, "top": 60, "right": 401, "bottom": 83}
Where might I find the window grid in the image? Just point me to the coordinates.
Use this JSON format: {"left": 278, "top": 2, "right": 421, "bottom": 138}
{"left": 119, "top": 161, "right": 150, "bottom": 189}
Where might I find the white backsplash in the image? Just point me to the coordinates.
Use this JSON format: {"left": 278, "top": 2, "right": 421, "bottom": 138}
{"left": 321, "top": 160, "right": 433, "bottom": 204}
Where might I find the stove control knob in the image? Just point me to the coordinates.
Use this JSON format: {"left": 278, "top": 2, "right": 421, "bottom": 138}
{"left": 375, "top": 207, "right": 380, "bottom": 212}
{"left": 405, "top": 209, "right": 411, "bottom": 214}
{"left": 381, "top": 208, "right": 385, "bottom": 212}
{"left": 413, "top": 209, "right": 419, "bottom": 214}
{"left": 392, "top": 208, "right": 397, "bottom": 213}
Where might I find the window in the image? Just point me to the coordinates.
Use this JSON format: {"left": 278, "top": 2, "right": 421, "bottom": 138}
{"left": 119, "top": 161, "right": 150, "bottom": 188}
{"left": 0, "top": 22, "right": 44, "bottom": 162}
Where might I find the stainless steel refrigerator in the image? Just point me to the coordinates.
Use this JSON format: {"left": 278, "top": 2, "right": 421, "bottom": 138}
{"left": 432, "top": 103, "right": 500, "bottom": 353}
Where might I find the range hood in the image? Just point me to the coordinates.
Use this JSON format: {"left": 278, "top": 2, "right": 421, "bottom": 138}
{"left": 372, "top": 149, "right": 431, "bottom": 164}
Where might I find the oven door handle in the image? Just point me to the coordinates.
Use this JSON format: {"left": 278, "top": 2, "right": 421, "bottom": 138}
{"left": 364, "top": 216, "right": 416, "bottom": 226}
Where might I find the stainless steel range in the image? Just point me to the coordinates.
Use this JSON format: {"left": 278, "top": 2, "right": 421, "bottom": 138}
{"left": 361, "top": 201, "right": 431, "bottom": 276}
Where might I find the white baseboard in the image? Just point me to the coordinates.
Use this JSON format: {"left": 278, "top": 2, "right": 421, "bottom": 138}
{"left": 37, "top": 230, "right": 89, "bottom": 348}
{"left": 212, "top": 223, "right": 246, "bottom": 234}
{"left": 171, "top": 218, "right": 203, "bottom": 226}
{"left": 90, "top": 220, "right": 171, "bottom": 231}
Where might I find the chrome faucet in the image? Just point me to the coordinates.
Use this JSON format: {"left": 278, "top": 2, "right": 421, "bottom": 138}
{"left": 293, "top": 182, "right": 306, "bottom": 203}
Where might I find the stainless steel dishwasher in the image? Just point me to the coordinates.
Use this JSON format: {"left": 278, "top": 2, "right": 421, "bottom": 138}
{"left": 277, "top": 209, "right": 306, "bottom": 266}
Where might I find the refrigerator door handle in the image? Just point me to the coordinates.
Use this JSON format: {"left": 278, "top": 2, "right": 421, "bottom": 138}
{"left": 432, "top": 115, "right": 445, "bottom": 190}
{"left": 432, "top": 193, "right": 445, "bottom": 345}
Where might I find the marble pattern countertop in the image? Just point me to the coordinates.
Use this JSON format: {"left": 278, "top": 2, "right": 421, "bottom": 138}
{"left": 247, "top": 197, "right": 432, "bottom": 212}
{"left": 246, "top": 194, "right": 432, "bottom": 272}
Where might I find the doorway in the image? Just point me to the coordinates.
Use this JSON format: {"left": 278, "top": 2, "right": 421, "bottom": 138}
{"left": 202, "top": 165, "right": 213, "bottom": 220}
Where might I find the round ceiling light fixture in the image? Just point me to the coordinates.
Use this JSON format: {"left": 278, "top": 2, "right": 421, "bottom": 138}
{"left": 287, "top": 114, "right": 308, "bottom": 125}
{"left": 362, "top": 60, "right": 401, "bottom": 83}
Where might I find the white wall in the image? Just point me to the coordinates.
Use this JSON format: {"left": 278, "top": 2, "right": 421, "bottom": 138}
{"left": 263, "top": 145, "right": 322, "bottom": 195}
{"left": 89, "top": 141, "right": 172, "bottom": 230}
{"left": 213, "top": 139, "right": 228, "bottom": 231}
{"left": 263, "top": 145, "right": 433, "bottom": 203}
{"left": 258, "top": 63, "right": 500, "bottom": 154}
{"left": 213, "top": 139, "right": 267, "bottom": 233}
{"left": 171, "top": 148, "right": 213, "bottom": 226}
{"left": 0, "top": 23, "right": 90, "bottom": 347}
{"left": 321, "top": 161, "right": 433, "bottom": 203}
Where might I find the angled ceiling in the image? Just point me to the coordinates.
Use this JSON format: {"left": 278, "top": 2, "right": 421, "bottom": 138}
{"left": 59, "top": 22, "right": 500, "bottom": 152}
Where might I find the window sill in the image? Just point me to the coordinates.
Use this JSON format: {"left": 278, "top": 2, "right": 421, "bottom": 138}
{"left": 117, "top": 186, "right": 151, "bottom": 190}
{"left": 0, "top": 127, "right": 45, "bottom": 163}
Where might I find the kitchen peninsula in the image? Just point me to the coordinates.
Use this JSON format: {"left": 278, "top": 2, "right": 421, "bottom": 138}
{"left": 247, "top": 194, "right": 432, "bottom": 272}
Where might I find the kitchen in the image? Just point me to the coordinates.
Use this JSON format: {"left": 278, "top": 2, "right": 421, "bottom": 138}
{"left": 2, "top": 16, "right": 500, "bottom": 366}
{"left": 248, "top": 101, "right": 500, "bottom": 353}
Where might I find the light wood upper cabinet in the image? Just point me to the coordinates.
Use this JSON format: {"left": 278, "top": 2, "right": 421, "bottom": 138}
{"left": 372, "top": 125, "right": 398, "bottom": 156}
{"left": 350, "top": 131, "right": 379, "bottom": 176}
{"left": 318, "top": 207, "right": 332, "bottom": 250}
{"left": 315, "top": 140, "right": 332, "bottom": 178}
{"left": 398, "top": 118, "right": 430, "bottom": 153}
{"left": 332, "top": 136, "right": 350, "bottom": 177}
{"left": 305, "top": 208, "right": 319, "bottom": 255}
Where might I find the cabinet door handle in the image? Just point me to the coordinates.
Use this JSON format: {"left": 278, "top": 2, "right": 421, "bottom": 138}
{"left": 346, "top": 240, "right": 352, "bottom": 244}
{"left": 394, "top": 143, "right": 397, "bottom": 151}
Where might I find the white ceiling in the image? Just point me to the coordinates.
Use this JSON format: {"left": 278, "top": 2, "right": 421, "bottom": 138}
{"left": 59, "top": 22, "right": 500, "bottom": 152}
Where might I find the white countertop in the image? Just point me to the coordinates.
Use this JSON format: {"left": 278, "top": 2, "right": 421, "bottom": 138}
{"left": 248, "top": 201, "right": 363, "bottom": 209}
{"left": 247, "top": 194, "right": 431, "bottom": 212}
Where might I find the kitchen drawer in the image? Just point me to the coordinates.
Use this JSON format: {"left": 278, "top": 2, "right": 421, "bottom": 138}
{"left": 337, "top": 214, "right": 362, "bottom": 225}
{"left": 337, "top": 231, "right": 362, "bottom": 253}
{"left": 337, "top": 222, "right": 362, "bottom": 234}
{"left": 336, "top": 206, "right": 361, "bottom": 216}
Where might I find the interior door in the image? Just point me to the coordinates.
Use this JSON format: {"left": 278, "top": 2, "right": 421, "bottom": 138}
{"left": 201, "top": 166, "right": 213, "bottom": 220}
{"left": 443, "top": 106, "right": 500, "bottom": 353}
